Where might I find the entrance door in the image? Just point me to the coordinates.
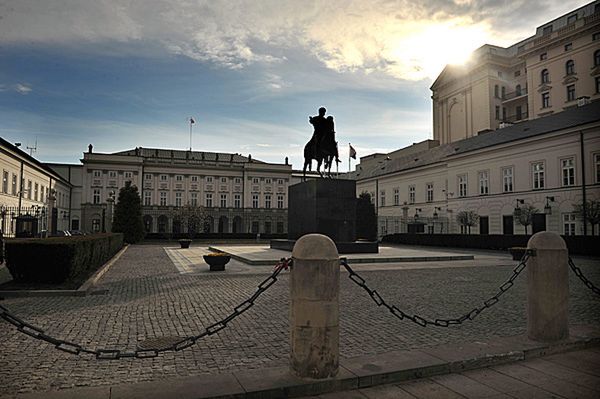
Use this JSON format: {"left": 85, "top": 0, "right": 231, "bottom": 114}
{"left": 532, "top": 213, "right": 546, "bottom": 234}
{"left": 480, "top": 216, "right": 489, "bottom": 235}
{"left": 503, "top": 215, "right": 514, "bottom": 235}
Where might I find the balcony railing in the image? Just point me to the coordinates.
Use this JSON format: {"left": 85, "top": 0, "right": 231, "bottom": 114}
{"left": 502, "top": 111, "right": 529, "bottom": 124}
{"left": 502, "top": 88, "right": 528, "bottom": 102}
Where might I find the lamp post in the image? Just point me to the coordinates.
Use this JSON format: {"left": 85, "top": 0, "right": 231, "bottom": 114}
{"left": 514, "top": 198, "right": 525, "bottom": 218}
{"left": 544, "top": 196, "right": 555, "bottom": 215}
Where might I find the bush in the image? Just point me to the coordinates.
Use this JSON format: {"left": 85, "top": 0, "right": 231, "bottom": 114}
{"left": 5, "top": 233, "right": 124, "bottom": 284}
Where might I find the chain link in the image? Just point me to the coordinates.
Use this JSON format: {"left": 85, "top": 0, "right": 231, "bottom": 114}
{"left": 0, "top": 258, "right": 291, "bottom": 359}
{"left": 568, "top": 257, "right": 600, "bottom": 296}
{"left": 340, "top": 253, "right": 530, "bottom": 328}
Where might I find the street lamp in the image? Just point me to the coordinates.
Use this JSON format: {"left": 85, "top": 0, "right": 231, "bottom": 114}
{"left": 414, "top": 208, "right": 422, "bottom": 219}
{"left": 433, "top": 206, "right": 442, "bottom": 219}
{"left": 514, "top": 199, "right": 525, "bottom": 217}
{"left": 544, "top": 196, "right": 555, "bottom": 215}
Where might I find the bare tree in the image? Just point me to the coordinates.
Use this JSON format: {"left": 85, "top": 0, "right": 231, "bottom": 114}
{"left": 170, "top": 204, "right": 209, "bottom": 239}
{"left": 514, "top": 204, "right": 538, "bottom": 235}
{"left": 573, "top": 199, "right": 600, "bottom": 236}
{"left": 456, "top": 210, "right": 479, "bottom": 234}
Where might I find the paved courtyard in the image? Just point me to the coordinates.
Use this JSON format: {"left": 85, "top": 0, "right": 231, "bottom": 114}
{"left": 0, "top": 244, "right": 599, "bottom": 396}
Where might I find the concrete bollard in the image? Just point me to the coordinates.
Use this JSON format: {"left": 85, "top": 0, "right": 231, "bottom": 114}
{"left": 290, "top": 234, "right": 340, "bottom": 379}
{"left": 527, "top": 231, "right": 569, "bottom": 342}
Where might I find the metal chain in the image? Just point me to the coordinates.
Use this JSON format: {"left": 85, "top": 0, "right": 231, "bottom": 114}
{"left": 0, "top": 258, "right": 292, "bottom": 359}
{"left": 568, "top": 256, "right": 600, "bottom": 296}
{"left": 340, "top": 253, "right": 530, "bottom": 328}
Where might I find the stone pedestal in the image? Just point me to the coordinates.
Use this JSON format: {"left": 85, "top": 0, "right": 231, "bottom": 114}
{"left": 290, "top": 234, "right": 339, "bottom": 379}
{"left": 527, "top": 231, "right": 569, "bottom": 342}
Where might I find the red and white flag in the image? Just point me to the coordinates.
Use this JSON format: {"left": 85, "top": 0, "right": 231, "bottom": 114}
{"left": 349, "top": 144, "right": 357, "bottom": 159}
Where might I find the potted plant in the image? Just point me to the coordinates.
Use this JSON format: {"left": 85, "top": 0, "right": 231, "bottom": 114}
{"left": 509, "top": 247, "right": 527, "bottom": 260}
{"left": 203, "top": 251, "right": 231, "bottom": 271}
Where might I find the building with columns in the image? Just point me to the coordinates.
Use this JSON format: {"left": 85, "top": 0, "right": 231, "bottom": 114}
{"left": 77, "top": 146, "right": 292, "bottom": 235}
{"left": 431, "top": 0, "right": 600, "bottom": 145}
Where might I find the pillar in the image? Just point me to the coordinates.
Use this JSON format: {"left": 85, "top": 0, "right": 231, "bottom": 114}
{"left": 290, "top": 234, "right": 339, "bottom": 379}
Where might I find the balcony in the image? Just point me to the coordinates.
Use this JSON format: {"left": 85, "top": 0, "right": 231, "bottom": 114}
{"left": 502, "top": 88, "right": 528, "bottom": 103}
{"left": 502, "top": 111, "right": 529, "bottom": 124}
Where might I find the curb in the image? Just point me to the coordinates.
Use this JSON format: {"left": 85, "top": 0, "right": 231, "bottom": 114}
{"left": 6, "top": 324, "right": 599, "bottom": 399}
{"left": 0, "top": 245, "right": 128, "bottom": 298}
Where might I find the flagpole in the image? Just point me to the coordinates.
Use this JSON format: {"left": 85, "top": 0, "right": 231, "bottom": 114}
{"left": 348, "top": 143, "right": 351, "bottom": 173}
{"left": 189, "top": 118, "right": 193, "bottom": 151}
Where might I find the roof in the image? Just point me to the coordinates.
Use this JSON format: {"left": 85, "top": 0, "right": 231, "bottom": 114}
{"left": 0, "top": 137, "right": 72, "bottom": 186}
{"left": 355, "top": 101, "right": 600, "bottom": 181}
{"left": 111, "top": 147, "right": 265, "bottom": 164}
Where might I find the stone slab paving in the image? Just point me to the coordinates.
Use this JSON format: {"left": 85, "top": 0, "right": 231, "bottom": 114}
{"left": 301, "top": 348, "right": 600, "bottom": 399}
{"left": 0, "top": 245, "right": 598, "bottom": 396}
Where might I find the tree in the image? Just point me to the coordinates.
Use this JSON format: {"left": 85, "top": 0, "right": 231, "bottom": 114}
{"left": 456, "top": 210, "right": 479, "bottom": 234}
{"left": 356, "top": 191, "right": 377, "bottom": 240}
{"left": 112, "top": 181, "right": 145, "bottom": 243}
{"left": 170, "top": 204, "right": 209, "bottom": 239}
{"left": 514, "top": 203, "right": 538, "bottom": 235}
{"left": 573, "top": 199, "right": 600, "bottom": 236}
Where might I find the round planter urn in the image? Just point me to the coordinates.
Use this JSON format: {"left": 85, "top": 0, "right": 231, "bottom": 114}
{"left": 179, "top": 239, "right": 192, "bottom": 249}
{"left": 203, "top": 254, "right": 231, "bottom": 271}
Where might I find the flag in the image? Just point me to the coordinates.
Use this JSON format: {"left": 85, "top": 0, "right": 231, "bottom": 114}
{"left": 190, "top": 117, "right": 195, "bottom": 124}
{"left": 349, "top": 144, "right": 356, "bottom": 159}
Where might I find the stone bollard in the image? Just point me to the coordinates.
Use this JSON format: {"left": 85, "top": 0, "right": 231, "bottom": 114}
{"left": 290, "top": 234, "right": 339, "bottom": 379}
{"left": 527, "top": 231, "right": 569, "bottom": 342}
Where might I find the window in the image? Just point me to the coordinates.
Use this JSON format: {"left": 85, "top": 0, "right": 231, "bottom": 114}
{"left": 11, "top": 174, "right": 17, "bottom": 195}
{"left": 426, "top": 183, "right": 433, "bottom": 202}
{"left": 160, "top": 174, "right": 168, "bottom": 181}
{"left": 277, "top": 179, "right": 284, "bottom": 185}
{"left": 220, "top": 194, "right": 227, "bottom": 208}
{"left": 34, "top": 183, "right": 38, "bottom": 201}
{"left": 542, "top": 25, "right": 552, "bottom": 35}
{"left": 514, "top": 70, "right": 521, "bottom": 77}
{"left": 542, "top": 92, "right": 550, "bottom": 108}
{"left": 596, "top": 77, "right": 600, "bottom": 94}
{"left": 495, "top": 106, "right": 500, "bottom": 120}
{"left": 563, "top": 214, "right": 576, "bottom": 236}
{"left": 567, "top": 85, "right": 576, "bottom": 102}
{"left": 93, "top": 170, "right": 101, "bottom": 178}
{"left": 567, "top": 14, "right": 577, "bottom": 24}
{"left": 175, "top": 192, "right": 182, "bottom": 207}
{"left": 265, "top": 178, "right": 271, "bottom": 184}
{"left": 502, "top": 107, "right": 506, "bottom": 120}
{"left": 564, "top": 43, "right": 572, "bottom": 52}
{"left": 596, "top": 154, "right": 600, "bottom": 183}
{"left": 234, "top": 194, "right": 241, "bottom": 208}
{"left": 205, "top": 193, "right": 213, "bottom": 207}
{"left": 594, "top": 32, "right": 600, "bottom": 41}
{"left": 502, "top": 167, "right": 514, "bottom": 192}
{"left": 221, "top": 177, "right": 227, "bottom": 183}
{"left": 27, "top": 180, "right": 32, "bottom": 199}
{"left": 93, "top": 189, "right": 101, "bottom": 204}
{"left": 540, "top": 52, "right": 547, "bottom": 61}
{"left": 235, "top": 177, "right": 242, "bottom": 184}
{"left": 380, "top": 190, "right": 385, "bottom": 207}
{"left": 541, "top": 69, "right": 549, "bottom": 83}
{"left": 565, "top": 60, "right": 575, "bottom": 75}
{"left": 108, "top": 171, "right": 117, "bottom": 178}
{"left": 408, "top": 185, "right": 415, "bottom": 204}
{"left": 532, "top": 162, "right": 545, "bottom": 189}
{"left": 277, "top": 194, "right": 284, "bottom": 209}
{"left": 561, "top": 158, "right": 575, "bottom": 186}
{"left": 252, "top": 194, "right": 259, "bottom": 208}
{"left": 277, "top": 221, "right": 284, "bottom": 234}
{"left": 501, "top": 86, "right": 506, "bottom": 99}
{"left": 478, "top": 171, "right": 489, "bottom": 195}
{"left": 393, "top": 188, "right": 400, "bottom": 206}
{"left": 206, "top": 176, "right": 213, "bottom": 183}
{"left": 176, "top": 175, "right": 183, "bottom": 182}
{"left": 190, "top": 192, "right": 198, "bottom": 206}
{"left": 595, "top": 50, "right": 600, "bottom": 67}
{"left": 92, "top": 218, "right": 101, "bottom": 233}
{"left": 2, "top": 171, "right": 7, "bottom": 193}
{"left": 191, "top": 175, "right": 198, "bottom": 182}
{"left": 144, "top": 191, "right": 151, "bottom": 206}
{"left": 160, "top": 191, "right": 167, "bottom": 206}
{"left": 124, "top": 171, "right": 133, "bottom": 180}
{"left": 265, "top": 194, "right": 271, "bottom": 209}
{"left": 516, "top": 84, "right": 522, "bottom": 96}
{"left": 494, "top": 85, "right": 499, "bottom": 98}
{"left": 252, "top": 177, "right": 259, "bottom": 184}
{"left": 497, "top": 71, "right": 503, "bottom": 78}
{"left": 458, "top": 174, "right": 468, "bottom": 197}
{"left": 145, "top": 173, "right": 152, "bottom": 180}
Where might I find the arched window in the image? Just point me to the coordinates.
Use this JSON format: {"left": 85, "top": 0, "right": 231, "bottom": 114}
{"left": 565, "top": 60, "right": 575, "bottom": 75}
{"left": 595, "top": 50, "right": 600, "bottom": 67}
{"left": 516, "top": 84, "right": 522, "bottom": 96}
{"left": 541, "top": 69, "right": 549, "bottom": 84}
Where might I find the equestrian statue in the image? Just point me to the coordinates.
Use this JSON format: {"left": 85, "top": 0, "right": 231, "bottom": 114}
{"left": 303, "top": 107, "right": 340, "bottom": 179}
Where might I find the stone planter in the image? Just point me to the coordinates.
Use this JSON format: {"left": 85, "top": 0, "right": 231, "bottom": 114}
{"left": 203, "top": 254, "right": 230, "bottom": 271}
{"left": 509, "top": 247, "right": 527, "bottom": 261}
{"left": 179, "top": 239, "right": 192, "bottom": 249}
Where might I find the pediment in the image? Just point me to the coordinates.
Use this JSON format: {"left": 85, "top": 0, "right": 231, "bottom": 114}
{"left": 562, "top": 75, "right": 578, "bottom": 84}
{"left": 591, "top": 65, "right": 600, "bottom": 77}
{"left": 537, "top": 84, "right": 552, "bottom": 93}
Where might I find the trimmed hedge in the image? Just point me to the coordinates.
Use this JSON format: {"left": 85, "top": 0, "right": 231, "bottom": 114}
{"left": 382, "top": 233, "right": 599, "bottom": 256}
{"left": 5, "top": 233, "right": 124, "bottom": 284}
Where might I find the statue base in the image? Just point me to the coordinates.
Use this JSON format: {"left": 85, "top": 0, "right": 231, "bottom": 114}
{"left": 270, "top": 239, "right": 379, "bottom": 254}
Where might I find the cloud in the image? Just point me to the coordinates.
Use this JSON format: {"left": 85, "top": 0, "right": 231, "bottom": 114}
{"left": 14, "top": 83, "right": 32, "bottom": 94}
{"left": 0, "top": 0, "right": 586, "bottom": 80}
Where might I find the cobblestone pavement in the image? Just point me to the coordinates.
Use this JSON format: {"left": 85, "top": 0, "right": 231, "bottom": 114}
{"left": 0, "top": 245, "right": 599, "bottom": 396}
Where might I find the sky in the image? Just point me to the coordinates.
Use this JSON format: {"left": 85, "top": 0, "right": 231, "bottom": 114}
{"left": 0, "top": 0, "right": 591, "bottom": 171}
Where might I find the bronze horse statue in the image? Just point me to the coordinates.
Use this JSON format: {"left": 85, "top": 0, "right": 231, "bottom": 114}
{"left": 303, "top": 134, "right": 340, "bottom": 179}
